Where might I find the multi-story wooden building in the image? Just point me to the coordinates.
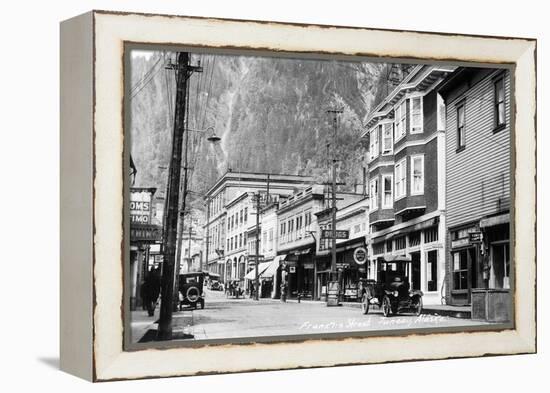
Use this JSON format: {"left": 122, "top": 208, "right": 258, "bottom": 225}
{"left": 439, "top": 67, "right": 511, "bottom": 306}
{"left": 362, "top": 64, "right": 455, "bottom": 305}
{"left": 203, "top": 171, "right": 313, "bottom": 284}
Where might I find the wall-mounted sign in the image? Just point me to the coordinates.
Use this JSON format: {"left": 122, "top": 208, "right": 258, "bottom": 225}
{"left": 353, "top": 247, "right": 368, "bottom": 265}
{"left": 289, "top": 266, "right": 296, "bottom": 273}
{"left": 469, "top": 232, "right": 483, "bottom": 243}
{"left": 130, "top": 189, "right": 154, "bottom": 224}
{"left": 130, "top": 224, "right": 162, "bottom": 243}
{"left": 321, "top": 230, "right": 349, "bottom": 239}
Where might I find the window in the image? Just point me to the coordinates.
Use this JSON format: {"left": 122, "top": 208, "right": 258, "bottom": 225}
{"left": 395, "top": 236, "right": 406, "bottom": 250}
{"left": 354, "top": 224, "right": 361, "bottom": 233}
{"left": 494, "top": 77, "right": 506, "bottom": 129}
{"left": 395, "top": 158, "right": 407, "bottom": 199}
{"left": 424, "top": 227, "right": 439, "bottom": 243}
{"left": 244, "top": 207, "right": 248, "bottom": 223}
{"left": 239, "top": 209, "right": 243, "bottom": 225}
{"left": 452, "top": 250, "right": 468, "bottom": 290}
{"left": 437, "top": 93, "right": 446, "bottom": 131}
{"left": 410, "top": 96, "right": 423, "bottom": 133}
{"left": 262, "top": 232, "right": 267, "bottom": 252}
{"left": 369, "top": 177, "right": 379, "bottom": 210}
{"left": 305, "top": 211, "right": 312, "bottom": 227}
{"left": 373, "top": 242, "right": 384, "bottom": 255}
{"left": 369, "top": 126, "right": 379, "bottom": 161}
{"left": 409, "top": 231, "right": 421, "bottom": 247}
{"left": 411, "top": 155, "right": 424, "bottom": 195}
{"left": 394, "top": 100, "right": 407, "bottom": 141}
{"left": 426, "top": 250, "right": 438, "bottom": 291}
{"left": 457, "top": 103, "right": 465, "bottom": 150}
{"left": 239, "top": 234, "right": 242, "bottom": 248}
{"left": 382, "top": 123, "right": 393, "bottom": 154}
{"left": 269, "top": 228, "right": 274, "bottom": 250}
{"left": 227, "top": 238, "right": 230, "bottom": 251}
{"left": 382, "top": 174, "right": 393, "bottom": 209}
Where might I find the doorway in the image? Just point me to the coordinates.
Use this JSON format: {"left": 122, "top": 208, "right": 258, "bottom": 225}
{"left": 410, "top": 252, "right": 421, "bottom": 291}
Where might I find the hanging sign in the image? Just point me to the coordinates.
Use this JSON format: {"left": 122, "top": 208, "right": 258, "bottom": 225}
{"left": 353, "top": 247, "right": 368, "bottom": 265}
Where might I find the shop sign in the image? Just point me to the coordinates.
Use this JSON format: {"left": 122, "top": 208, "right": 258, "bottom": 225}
{"left": 321, "top": 229, "right": 349, "bottom": 239}
{"left": 130, "top": 225, "right": 162, "bottom": 242}
{"left": 130, "top": 189, "right": 154, "bottom": 224}
{"left": 353, "top": 247, "right": 368, "bottom": 265}
{"left": 289, "top": 266, "right": 296, "bottom": 273}
{"left": 336, "top": 262, "right": 350, "bottom": 269}
{"left": 469, "top": 232, "right": 483, "bottom": 243}
{"left": 303, "top": 263, "right": 314, "bottom": 269}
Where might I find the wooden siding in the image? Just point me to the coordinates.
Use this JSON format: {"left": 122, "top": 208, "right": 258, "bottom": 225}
{"left": 446, "top": 70, "right": 511, "bottom": 228}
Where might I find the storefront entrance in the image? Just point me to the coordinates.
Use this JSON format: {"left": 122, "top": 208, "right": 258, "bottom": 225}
{"left": 451, "top": 247, "right": 478, "bottom": 305}
{"left": 410, "top": 251, "right": 421, "bottom": 291}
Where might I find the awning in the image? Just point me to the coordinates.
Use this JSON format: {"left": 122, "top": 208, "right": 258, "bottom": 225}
{"left": 244, "top": 262, "right": 271, "bottom": 280}
{"left": 372, "top": 217, "right": 439, "bottom": 243}
{"left": 480, "top": 213, "right": 509, "bottom": 228}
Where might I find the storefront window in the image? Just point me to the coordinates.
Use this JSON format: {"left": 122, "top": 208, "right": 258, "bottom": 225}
{"left": 491, "top": 243, "right": 510, "bottom": 289}
{"left": 452, "top": 250, "right": 468, "bottom": 290}
{"left": 426, "top": 250, "right": 438, "bottom": 291}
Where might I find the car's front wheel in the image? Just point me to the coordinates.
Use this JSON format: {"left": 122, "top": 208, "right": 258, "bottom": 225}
{"left": 361, "top": 293, "right": 370, "bottom": 315}
{"left": 382, "top": 296, "right": 392, "bottom": 317}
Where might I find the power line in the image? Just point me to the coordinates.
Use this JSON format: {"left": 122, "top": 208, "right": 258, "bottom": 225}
{"left": 130, "top": 54, "right": 163, "bottom": 94}
{"left": 130, "top": 61, "right": 165, "bottom": 100}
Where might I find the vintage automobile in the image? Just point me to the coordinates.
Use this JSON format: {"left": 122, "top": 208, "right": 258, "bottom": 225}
{"left": 359, "top": 255, "right": 423, "bottom": 317}
{"left": 208, "top": 279, "right": 222, "bottom": 291}
{"left": 178, "top": 272, "right": 206, "bottom": 309}
{"left": 206, "top": 273, "right": 223, "bottom": 290}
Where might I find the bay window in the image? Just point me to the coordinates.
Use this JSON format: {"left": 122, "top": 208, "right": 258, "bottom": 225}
{"left": 382, "top": 174, "right": 393, "bottom": 209}
{"left": 369, "top": 126, "right": 379, "bottom": 161}
{"left": 410, "top": 96, "right": 423, "bottom": 133}
{"left": 370, "top": 177, "right": 379, "bottom": 210}
{"left": 395, "top": 158, "right": 407, "bottom": 199}
{"left": 382, "top": 123, "right": 393, "bottom": 154}
{"left": 411, "top": 155, "right": 424, "bottom": 195}
{"left": 394, "top": 100, "right": 407, "bottom": 141}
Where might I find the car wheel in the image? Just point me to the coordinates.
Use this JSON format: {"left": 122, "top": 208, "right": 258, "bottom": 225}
{"left": 361, "top": 293, "right": 370, "bottom": 315}
{"left": 382, "top": 296, "right": 391, "bottom": 317}
{"left": 414, "top": 297, "right": 423, "bottom": 316}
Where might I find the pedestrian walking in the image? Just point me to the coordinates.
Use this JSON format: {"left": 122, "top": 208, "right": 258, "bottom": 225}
{"left": 141, "top": 267, "right": 161, "bottom": 316}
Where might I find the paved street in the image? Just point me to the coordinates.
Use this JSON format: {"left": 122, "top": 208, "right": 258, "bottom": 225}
{"left": 131, "top": 288, "right": 490, "bottom": 343}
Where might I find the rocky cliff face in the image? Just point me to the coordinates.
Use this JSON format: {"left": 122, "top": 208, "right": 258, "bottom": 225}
{"left": 130, "top": 51, "right": 400, "bottom": 213}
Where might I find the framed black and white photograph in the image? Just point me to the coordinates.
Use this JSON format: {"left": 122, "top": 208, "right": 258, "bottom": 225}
{"left": 60, "top": 10, "right": 537, "bottom": 381}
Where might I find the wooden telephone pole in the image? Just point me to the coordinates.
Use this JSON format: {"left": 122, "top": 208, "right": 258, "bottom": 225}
{"left": 157, "top": 52, "right": 202, "bottom": 341}
{"left": 326, "top": 108, "right": 343, "bottom": 306}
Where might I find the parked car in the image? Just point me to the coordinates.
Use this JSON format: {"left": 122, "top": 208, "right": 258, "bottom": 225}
{"left": 178, "top": 272, "right": 206, "bottom": 309}
{"left": 359, "top": 255, "right": 423, "bottom": 317}
{"left": 208, "top": 279, "right": 222, "bottom": 291}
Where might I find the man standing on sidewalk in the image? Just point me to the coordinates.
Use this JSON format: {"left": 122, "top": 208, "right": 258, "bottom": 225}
{"left": 141, "top": 267, "right": 161, "bottom": 316}
{"left": 280, "top": 264, "right": 288, "bottom": 302}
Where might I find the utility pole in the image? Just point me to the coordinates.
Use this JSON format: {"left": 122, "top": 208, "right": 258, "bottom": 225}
{"left": 204, "top": 198, "right": 210, "bottom": 274}
{"left": 188, "top": 224, "right": 193, "bottom": 270}
{"left": 327, "top": 108, "right": 343, "bottom": 306}
{"left": 327, "top": 109, "right": 343, "bottom": 277}
{"left": 254, "top": 193, "right": 261, "bottom": 301}
{"left": 157, "top": 52, "right": 202, "bottom": 341}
